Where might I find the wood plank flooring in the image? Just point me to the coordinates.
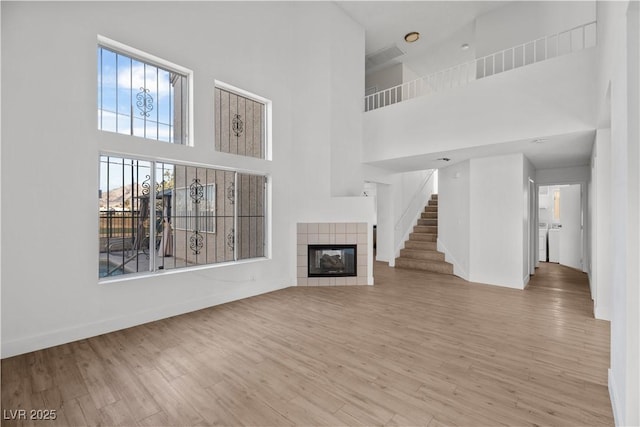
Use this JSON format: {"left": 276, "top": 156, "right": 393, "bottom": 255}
{"left": 1, "top": 262, "right": 613, "bottom": 426}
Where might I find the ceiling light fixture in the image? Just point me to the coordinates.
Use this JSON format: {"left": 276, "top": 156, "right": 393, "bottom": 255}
{"left": 404, "top": 32, "right": 420, "bottom": 43}
{"left": 461, "top": 43, "right": 470, "bottom": 50}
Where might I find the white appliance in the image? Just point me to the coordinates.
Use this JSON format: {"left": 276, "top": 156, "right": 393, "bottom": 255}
{"left": 548, "top": 226, "right": 561, "bottom": 263}
{"left": 538, "top": 223, "right": 548, "bottom": 262}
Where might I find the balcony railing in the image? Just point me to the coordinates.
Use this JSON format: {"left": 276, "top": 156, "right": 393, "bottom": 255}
{"left": 364, "top": 21, "right": 597, "bottom": 112}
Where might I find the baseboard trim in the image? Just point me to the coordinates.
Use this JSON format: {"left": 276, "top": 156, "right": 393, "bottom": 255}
{"left": 609, "top": 369, "right": 622, "bottom": 427}
{"left": 2, "top": 282, "right": 290, "bottom": 359}
{"left": 595, "top": 305, "right": 611, "bottom": 321}
{"left": 437, "top": 238, "right": 469, "bottom": 281}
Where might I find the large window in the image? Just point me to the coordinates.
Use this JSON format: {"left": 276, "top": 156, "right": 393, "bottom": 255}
{"left": 97, "top": 39, "right": 190, "bottom": 144}
{"left": 99, "top": 155, "right": 267, "bottom": 279}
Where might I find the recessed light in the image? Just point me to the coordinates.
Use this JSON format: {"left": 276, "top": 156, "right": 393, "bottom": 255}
{"left": 437, "top": 157, "right": 451, "bottom": 162}
{"left": 404, "top": 32, "right": 420, "bottom": 43}
{"left": 461, "top": 43, "right": 470, "bottom": 50}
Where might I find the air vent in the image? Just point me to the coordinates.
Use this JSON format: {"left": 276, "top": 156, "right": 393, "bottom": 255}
{"left": 366, "top": 44, "right": 405, "bottom": 69}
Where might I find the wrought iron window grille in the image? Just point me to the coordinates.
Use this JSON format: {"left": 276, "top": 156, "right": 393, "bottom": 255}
{"left": 99, "top": 155, "right": 267, "bottom": 280}
{"left": 97, "top": 42, "right": 190, "bottom": 145}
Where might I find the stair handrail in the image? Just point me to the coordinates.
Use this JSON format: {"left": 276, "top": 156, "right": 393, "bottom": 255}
{"left": 364, "top": 20, "right": 597, "bottom": 112}
{"left": 394, "top": 169, "right": 436, "bottom": 231}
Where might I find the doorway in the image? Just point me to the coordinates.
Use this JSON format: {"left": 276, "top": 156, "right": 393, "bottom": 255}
{"left": 538, "top": 184, "right": 583, "bottom": 270}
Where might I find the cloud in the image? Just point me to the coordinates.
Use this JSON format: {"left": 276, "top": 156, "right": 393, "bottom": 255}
{"left": 120, "top": 63, "right": 174, "bottom": 98}
{"left": 100, "top": 55, "right": 175, "bottom": 99}
{"left": 98, "top": 109, "right": 175, "bottom": 142}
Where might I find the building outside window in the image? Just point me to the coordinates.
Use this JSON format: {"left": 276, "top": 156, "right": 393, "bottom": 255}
{"left": 174, "top": 184, "right": 216, "bottom": 233}
{"left": 99, "top": 156, "right": 267, "bottom": 279}
{"left": 214, "top": 84, "right": 268, "bottom": 159}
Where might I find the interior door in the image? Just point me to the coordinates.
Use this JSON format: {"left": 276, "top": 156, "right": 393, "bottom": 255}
{"left": 559, "top": 184, "right": 582, "bottom": 270}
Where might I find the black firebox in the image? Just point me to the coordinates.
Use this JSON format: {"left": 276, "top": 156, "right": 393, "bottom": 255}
{"left": 307, "top": 244, "right": 357, "bottom": 277}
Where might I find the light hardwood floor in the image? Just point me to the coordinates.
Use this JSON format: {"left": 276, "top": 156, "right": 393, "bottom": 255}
{"left": 1, "top": 262, "right": 613, "bottom": 426}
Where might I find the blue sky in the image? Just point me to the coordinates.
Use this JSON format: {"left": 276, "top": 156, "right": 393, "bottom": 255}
{"left": 97, "top": 46, "right": 175, "bottom": 142}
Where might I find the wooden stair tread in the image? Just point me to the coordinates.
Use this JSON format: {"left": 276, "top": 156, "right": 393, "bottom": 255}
{"left": 413, "top": 225, "right": 437, "bottom": 233}
{"left": 405, "top": 241, "right": 437, "bottom": 250}
{"left": 395, "top": 257, "right": 453, "bottom": 275}
{"left": 399, "top": 248, "right": 445, "bottom": 261}
{"left": 409, "top": 232, "right": 437, "bottom": 242}
{"left": 396, "top": 194, "right": 454, "bottom": 276}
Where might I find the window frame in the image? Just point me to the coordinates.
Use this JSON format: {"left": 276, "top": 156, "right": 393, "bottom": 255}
{"left": 98, "top": 152, "right": 270, "bottom": 283}
{"left": 214, "top": 80, "right": 272, "bottom": 161}
{"left": 97, "top": 35, "right": 195, "bottom": 146}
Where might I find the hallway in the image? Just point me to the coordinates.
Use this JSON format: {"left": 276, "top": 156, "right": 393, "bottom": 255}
{"left": 527, "top": 262, "right": 596, "bottom": 316}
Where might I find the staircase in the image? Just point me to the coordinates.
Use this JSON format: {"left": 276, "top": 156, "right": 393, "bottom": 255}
{"left": 395, "top": 194, "right": 454, "bottom": 275}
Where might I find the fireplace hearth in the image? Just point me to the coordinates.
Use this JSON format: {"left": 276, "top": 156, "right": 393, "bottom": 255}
{"left": 308, "top": 244, "right": 357, "bottom": 277}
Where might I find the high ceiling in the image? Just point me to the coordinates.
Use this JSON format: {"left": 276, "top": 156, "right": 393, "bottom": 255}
{"left": 337, "top": 1, "right": 507, "bottom": 75}
{"left": 336, "top": 1, "right": 595, "bottom": 172}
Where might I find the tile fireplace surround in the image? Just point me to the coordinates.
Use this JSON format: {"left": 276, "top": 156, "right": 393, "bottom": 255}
{"left": 297, "top": 222, "right": 369, "bottom": 286}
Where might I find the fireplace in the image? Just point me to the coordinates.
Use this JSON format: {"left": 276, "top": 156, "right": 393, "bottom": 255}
{"left": 308, "top": 244, "right": 357, "bottom": 277}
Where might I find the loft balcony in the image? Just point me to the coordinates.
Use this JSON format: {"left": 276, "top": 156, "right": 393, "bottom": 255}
{"left": 364, "top": 22, "right": 596, "bottom": 112}
{"left": 363, "top": 22, "right": 598, "bottom": 170}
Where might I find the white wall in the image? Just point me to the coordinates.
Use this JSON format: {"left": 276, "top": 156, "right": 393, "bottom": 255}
{"left": 363, "top": 49, "right": 597, "bottom": 164}
{"left": 0, "top": 1, "right": 3, "bottom": 359}
{"left": 475, "top": 1, "right": 596, "bottom": 57}
{"left": 363, "top": 165, "right": 395, "bottom": 263}
{"left": 624, "top": 6, "right": 640, "bottom": 424}
{"left": 538, "top": 186, "right": 557, "bottom": 225}
{"left": 591, "top": 129, "right": 611, "bottom": 320}
{"left": 538, "top": 187, "right": 550, "bottom": 223}
{"left": 596, "top": 1, "right": 640, "bottom": 425}
{"left": 469, "top": 154, "right": 527, "bottom": 289}
{"left": 536, "top": 165, "right": 591, "bottom": 185}
{"left": 1, "top": 2, "right": 372, "bottom": 358}
{"left": 375, "top": 183, "right": 394, "bottom": 263}
{"left": 329, "top": 4, "right": 365, "bottom": 197}
{"left": 588, "top": 162, "right": 594, "bottom": 295}
{"left": 438, "top": 161, "right": 470, "bottom": 280}
{"left": 365, "top": 62, "right": 421, "bottom": 93}
{"left": 365, "top": 63, "right": 403, "bottom": 92}
{"left": 402, "top": 63, "right": 420, "bottom": 83}
{"left": 439, "top": 155, "right": 529, "bottom": 288}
